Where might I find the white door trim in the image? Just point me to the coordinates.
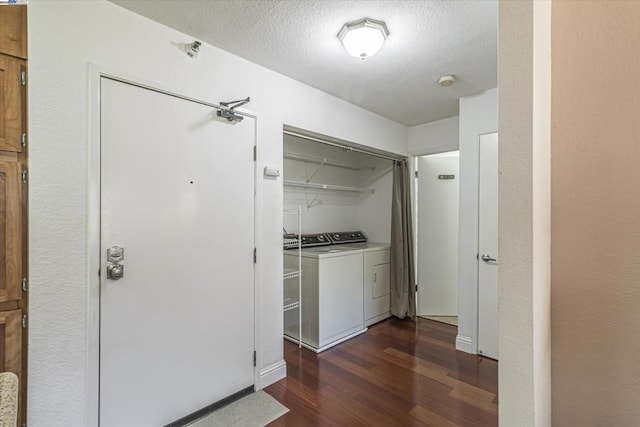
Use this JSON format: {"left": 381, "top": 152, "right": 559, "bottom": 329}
{"left": 86, "top": 64, "right": 260, "bottom": 427}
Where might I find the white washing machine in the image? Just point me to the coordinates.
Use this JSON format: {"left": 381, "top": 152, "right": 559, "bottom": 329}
{"left": 284, "top": 235, "right": 367, "bottom": 352}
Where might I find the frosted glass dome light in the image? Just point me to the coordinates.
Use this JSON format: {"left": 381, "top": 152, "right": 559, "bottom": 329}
{"left": 338, "top": 18, "right": 389, "bottom": 59}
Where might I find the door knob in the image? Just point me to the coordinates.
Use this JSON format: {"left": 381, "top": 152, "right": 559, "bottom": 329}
{"left": 107, "top": 264, "right": 124, "bottom": 280}
{"left": 481, "top": 254, "right": 497, "bottom": 262}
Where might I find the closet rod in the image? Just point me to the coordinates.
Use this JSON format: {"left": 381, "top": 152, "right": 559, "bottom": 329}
{"left": 283, "top": 130, "right": 404, "bottom": 162}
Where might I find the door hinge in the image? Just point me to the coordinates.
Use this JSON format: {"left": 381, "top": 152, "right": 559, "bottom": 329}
{"left": 253, "top": 248, "right": 257, "bottom": 264}
{"left": 253, "top": 146, "right": 257, "bottom": 161}
{"left": 414, "top": 170, "right": 418, "bottom": 178}
{"left": 22, "top": 314, "right": 27, "bottom": 328}
{"left": 22, "top": 277, "right": 27, "bottom": 292}
{"left": 20, "top": 71, "right": 26, "bottom": 86}
{"left": 21, "top": 169, "right": 27, "bottom": 183}
{"left": 253, "top": 351, "right": 257, "bottom": 367}
{"left": 415, "top": 284, "right": 418, "bottom": 292}
{"left": 21, "top": 133, "right": 27, "bottom": 147}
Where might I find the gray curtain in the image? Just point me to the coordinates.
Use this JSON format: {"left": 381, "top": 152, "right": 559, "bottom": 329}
{"left": 390, "top": 159, "right": 416, "bottom": 319}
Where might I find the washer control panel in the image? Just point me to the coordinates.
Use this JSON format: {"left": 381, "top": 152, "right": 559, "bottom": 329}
{"left": 327, "top": 231, "right": 367, "bottom": 244}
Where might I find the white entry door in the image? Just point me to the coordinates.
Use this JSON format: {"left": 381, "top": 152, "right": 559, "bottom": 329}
{"left": 416, "top": 153, "right": 460, "bottom": 316}
{"left": 99, "top": 77, "right": 256, "bottom": 426}
{"left": 478, "top": 133, "right": 499, "bottom": 360}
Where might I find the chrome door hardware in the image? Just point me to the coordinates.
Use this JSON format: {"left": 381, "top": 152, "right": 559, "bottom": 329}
{"left": 481, "top": 254, "right": 497, "bottom": 263}
{"left": 107, "top": 264, "right": 125, "bottom": 280}
{"left": 107, "top": 246, "right": 125, "bottom": 280}
{"left": 217, "top": 97, "right": 250, "bottom": 122}
{"left": 107, "top": 246, "right": 125, "bottom": 263}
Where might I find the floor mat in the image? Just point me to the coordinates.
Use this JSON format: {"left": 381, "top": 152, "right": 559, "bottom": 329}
{"left": 188, "top": 390, "right": 289, "bottom": 427}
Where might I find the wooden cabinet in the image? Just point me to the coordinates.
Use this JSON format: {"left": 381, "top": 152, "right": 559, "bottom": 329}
{"left": 0, "top": 54, "right": 26, "bottom": 153}
{"left": 0, "top": 6, "right": 27, "bottom": 425}
{"left": 364, "top": 247, "right": 391, "bottom": 326}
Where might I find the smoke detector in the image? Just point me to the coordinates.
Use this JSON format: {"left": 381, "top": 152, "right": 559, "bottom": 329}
{"left": 438, "top": 75, "right": 456, "bottom": 87}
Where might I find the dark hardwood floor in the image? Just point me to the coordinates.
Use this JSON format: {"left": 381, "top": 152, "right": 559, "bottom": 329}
{"left": 265, "top": 317, "right": 498, "bottom": 427}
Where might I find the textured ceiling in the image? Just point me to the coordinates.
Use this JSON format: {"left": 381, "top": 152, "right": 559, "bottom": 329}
{"left": 110, "top": 0, "right": 497, "bottom": 127}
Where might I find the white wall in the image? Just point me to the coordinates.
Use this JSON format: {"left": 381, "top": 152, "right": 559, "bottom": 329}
{"left": 283, "top": 200, "right": 360, "bottom": 233}
{"left": 283, "top": 157, "right": 362, "bottom": 233}
{"left": 408, "top": 116, "right": 459, "bottom": 155}
{"left": 356, "top": 172, "right": 393, "bottom": 243}
{"left": 550, "top": 1, "right": 639, "bottom": 425}
{"left": 456, "top": 88, "right": 498, "bottom": 353}
{"left": 499, "top": 1, "right": 551, "bottom": 425}
{"left": 28, "top": 1, "right": 407, "bottom": 425}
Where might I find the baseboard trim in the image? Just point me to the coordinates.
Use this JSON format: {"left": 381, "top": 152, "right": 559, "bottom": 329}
{"left": 456, "top": 334, "right": 475, "bottom": 354}
{"left": 365, "top": 312, "right": 391, "bottom": 327}
{"left": 316, "top": 328, "right": 368, "bottom": 353}
{"left": 259, "top": 359, "right": 287, "bottom": 389}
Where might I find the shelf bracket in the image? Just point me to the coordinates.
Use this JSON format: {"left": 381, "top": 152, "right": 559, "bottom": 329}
{"left": 306, "top": 194, "right": 321, "bottom": 210}
{"left": 306, "top": 158, "right": 327, "bottom": 183}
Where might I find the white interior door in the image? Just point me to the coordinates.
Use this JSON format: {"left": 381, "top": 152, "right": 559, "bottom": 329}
{"left": 99, "top": 77, "right": 255, "bottom": 426}
{"left": 478, "top": 133, "right": 499, "bottom": 360}
{"left": 416, "top": 153, "right": 460, "bottom": 316}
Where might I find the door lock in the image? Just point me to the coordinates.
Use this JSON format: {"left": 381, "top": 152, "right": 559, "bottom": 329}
{"left": 107, "top": 246, "right": 124, "bottom": 263}
{"left": 107, "top": 246, "right": 125, "bottom": 280}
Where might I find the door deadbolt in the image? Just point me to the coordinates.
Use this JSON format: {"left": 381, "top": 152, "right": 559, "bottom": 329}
{"left": 107, "top": 246, "right": 125, "bottom": 262}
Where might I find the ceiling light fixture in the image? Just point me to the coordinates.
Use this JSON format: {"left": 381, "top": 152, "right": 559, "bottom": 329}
{"left": 337, "top": 17, "right": 389, "bottom": 59}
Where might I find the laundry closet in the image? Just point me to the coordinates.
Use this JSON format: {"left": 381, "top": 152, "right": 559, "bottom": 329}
{"left": 282, "top": 129, "right": 397, "bottom": 352}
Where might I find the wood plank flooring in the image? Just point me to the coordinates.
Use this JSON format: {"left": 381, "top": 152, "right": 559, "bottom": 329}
{"left": 265, "top": 317, "right": 498, "bottom": 427}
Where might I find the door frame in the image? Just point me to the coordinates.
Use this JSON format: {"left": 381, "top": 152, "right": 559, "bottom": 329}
{"left": 86, "top": 65, "right": 260, "bottom": 427}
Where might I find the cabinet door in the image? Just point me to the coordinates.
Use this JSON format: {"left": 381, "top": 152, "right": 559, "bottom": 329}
{"left": 0, "top": 6, "right": 27, "bottom": 59}
{"left": 0, "top": 309, "right": 21, "bottom": 375}
{"left": 0, "top": 161, "right": 22, "bottom": 303}
{"left": 364, "top": 249, "right": 391, "bottom": 324}
{"left": 372, "top": 263, "right": 390, "bottom": 299}
{"left": 0, "top": 55, "right": 24, "bottom": 153}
